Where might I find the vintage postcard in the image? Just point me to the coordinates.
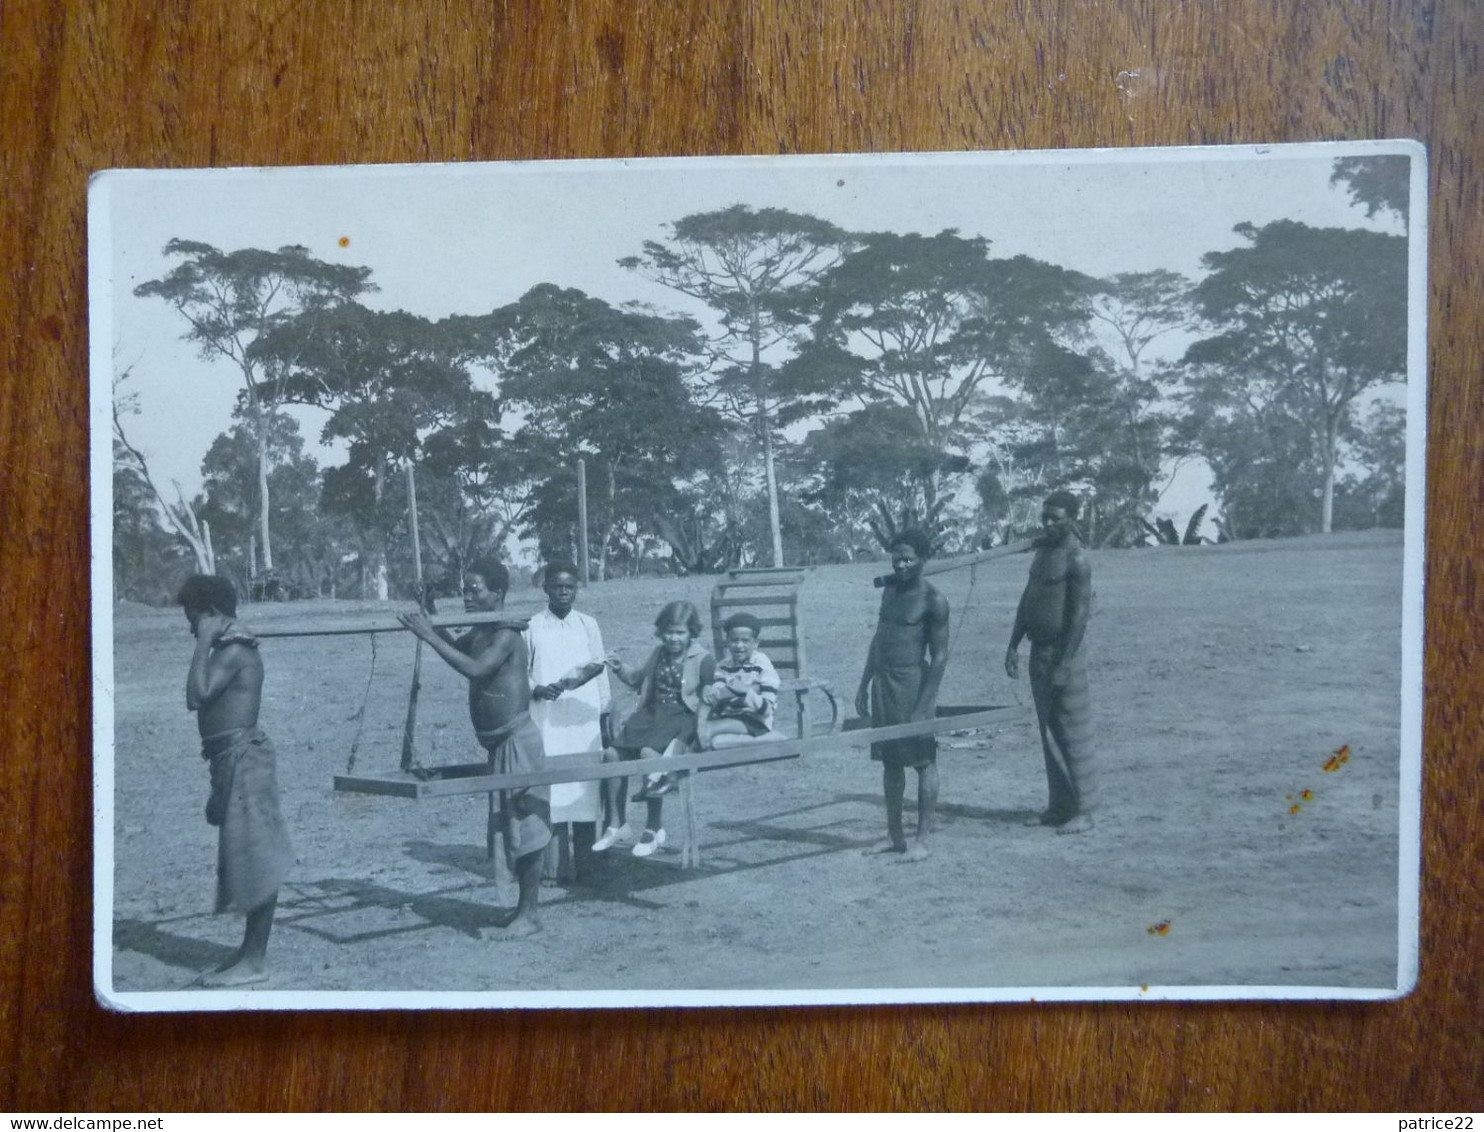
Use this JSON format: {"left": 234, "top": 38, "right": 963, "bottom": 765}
{"left": 89, "top": 141, "right": 1426, "bottom": 1011}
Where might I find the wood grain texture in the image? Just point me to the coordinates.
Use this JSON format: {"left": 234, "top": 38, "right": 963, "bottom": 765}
{"left": 2, "top": 0, "right": 1480, "bottom": 1112}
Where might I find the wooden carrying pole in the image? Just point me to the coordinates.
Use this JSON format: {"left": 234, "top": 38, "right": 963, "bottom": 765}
{"left": 873, "top": 539, "right": 1034, "bottom": 587}
{"left": 248, "top": 609, "right": 536, "bottom": 639}
{"left": 400, "top": 464, "right": 425, "bottom": 771}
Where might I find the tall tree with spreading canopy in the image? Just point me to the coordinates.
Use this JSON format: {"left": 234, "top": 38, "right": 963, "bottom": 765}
{"left": 1176, "top": 369, "right": 1325, "bottom": 538}
{"left": 1182, "top": 219, "right": 1407, "bottom": 533}
{"left": 469, "top": 284, "right": 725, "bottom": 578}
{"left": 251, "top": 302, "right": 488, "bottom": 598}
{"left": 619, "top": 205, "right": 852, "bottom": 566}
{"left": 1005, "top": 271, "right": 1190, "bottom": 545}
{"left": 134, "top": 241, "right": 374, "bottom": 571}
{"left": 414, "top": 414, "right": 540, "bottom": 586}
{"left": 789, "top": 402, "right": 968, "bottom": 554}
{"left": 795, "top": 230, "right": 1091, "bottom": 531}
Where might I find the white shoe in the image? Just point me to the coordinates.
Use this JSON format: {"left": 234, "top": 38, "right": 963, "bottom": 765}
{"left": 593, "top": 824, "right": 635, "bottom": 852}
{"left": 632, "top": 828, "right": 667, "bottom": 858}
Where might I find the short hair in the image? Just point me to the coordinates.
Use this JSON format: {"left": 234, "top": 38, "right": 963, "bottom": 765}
{"left": 1043, "top": 490, "right": 1081, "bottom": 518}
{"left": 177, "top": 574, "right": 238, "bottom": 617}
{"left": 543, "top": 561, "right": 580, "bottom": 585}
{"left": 466, "top": 556, "right": 509, "bottom": 595}
{"left": 890, "top": 528, "right": 933, "bottom": 559}
{"left": 722, "top": 612, "right": 762, "bottom": 637}
{"left": 654, "top": 600, "right": 704, "bottom": 640}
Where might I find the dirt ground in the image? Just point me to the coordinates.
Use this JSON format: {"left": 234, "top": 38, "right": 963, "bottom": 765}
{"left": 105, "top": 530, "right": 1407, "bottom": 1001}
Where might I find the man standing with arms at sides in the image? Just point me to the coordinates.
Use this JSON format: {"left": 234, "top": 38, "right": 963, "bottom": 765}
{"left": 399, "top": 558, "right": 549, "bottom": 938}
{"left": 856, "top": 529, "right": 950, "bottom": 862}
{"left": 525, "top": 562, "right": 610, "bottom": 883}
{"left": 1006, "top": 490, "right": 1098, "bottom": 833}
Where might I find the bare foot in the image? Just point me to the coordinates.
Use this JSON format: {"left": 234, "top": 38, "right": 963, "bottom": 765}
{"left": 1056, "top": 813, "right": 1094, "bottom": 835}
{"left": 483, "top": 907, "right": 543, "bottom": 943}
{"left": 1024, "top": 811, "right": 1059, "bottom": 828}
{"left": 863, "top": 840, "right": 907, "bottom": 856}
{"left": 196, "top": 960, "right": 269, "bottom": 988}
{"left": 893, "top": 843, "right": 930, "bottom": 863}
{"left": 492, "top": 913, "right": 546, "bottom": 943}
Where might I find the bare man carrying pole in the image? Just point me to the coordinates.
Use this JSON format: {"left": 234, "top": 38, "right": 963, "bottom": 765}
{"left": 398, "top": 558, "right": 549, "bottom": 938}
{"left": 1005, "top": 490, "right": 1098, "bottom": 833}
{"left": 856, "top": 529, "right": 950, "bottom": 862}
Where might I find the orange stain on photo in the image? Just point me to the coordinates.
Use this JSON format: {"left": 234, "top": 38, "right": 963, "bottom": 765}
{"left": 1289, "top": 803, "right": 1303, "bottom": 815}
{"left": 338, "top": 236, "right": 351, "bottom": 247}
{"left": 1323, "top": 744, "right": 1352, "bottom": 772}
{"left": 1300, "top": 789, "right": 1313, "bottom": 801}
{"left": 1146, "top": 921, "right": 1171, "bottom": 936}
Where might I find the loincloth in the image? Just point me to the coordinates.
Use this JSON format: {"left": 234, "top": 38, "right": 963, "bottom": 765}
{"left": 200, "top": 727, "right": 293, "bottom": 914}
{"left": 869, "top": 664, "right": 936, "bottom": 768}
{"left": 476, "top": 712, "right": 552, "bottom": 868}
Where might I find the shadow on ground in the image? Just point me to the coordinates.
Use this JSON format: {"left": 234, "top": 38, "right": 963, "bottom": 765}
{"left": 115, "top": 793, "right": 1047, "bottom": 973}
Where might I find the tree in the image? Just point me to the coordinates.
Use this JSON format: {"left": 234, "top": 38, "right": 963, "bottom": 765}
{"left": 790, "top": 403, "right": 967, "bottom": 552}
{"left": 796, "top": 232, "right": 1091, "bottom": 517}
{"left": 480, "top": 285, "right": 728, "bottom": 578}
{"left": 620, "top": 205, "right": 852, "bottom": 566}
{"left": 1177, "top": 370, "right": 1325, "bottom": 539}
{"left": 1003, "top": 339, "right": 1176, "bottom": 547}
{"left": 1069, "top": 271, "right": 1190, "bottom": 543}
{"left": 134, "top": 240, "right": 375, "bottom": 570}
{"left": 1332, "top": 400, "right": 1407, "bottom": 530}
{"left": 418, "top": 412, "right": 541, "bottom": 586}
{"left": 112, "top": 368, "right": 215, "bottom": 574}
{"left": 113, "top": 439, "right": 193, "bottom": 604}
{"left": 1331, "top": 155, "right": 1410, "bottom": 224}
{"left": 252, "top": 302, "right": 487, "bottom": 598}
{"left": 194, "top": 410, "right": 347, "bottom": 597}
{"left": 1182, "top": 219, "right": 1407, "bottom": 533}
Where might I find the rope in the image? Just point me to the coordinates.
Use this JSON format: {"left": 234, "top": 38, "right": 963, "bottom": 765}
{"left": 344, "top": 633, "right": 379, "bottom": 774}
{"left": 948, "top": 561, "right": 1030, "bottom": 716}
{"left": 951, "top": 561, "right": 980, "bottom": 643}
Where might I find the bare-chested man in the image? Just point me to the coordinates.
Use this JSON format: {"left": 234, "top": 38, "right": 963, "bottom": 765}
{"left": 399, "top": 557, "right": 549, "bottom": 938}
{"left": 179, "top": 574, "right": 292, "bottom": 987}
{"left": 855, "top": 529, "right": 950, "bottom": 862}
{"left": 1005, "top": 490, "right": 1097, "bottom": 833}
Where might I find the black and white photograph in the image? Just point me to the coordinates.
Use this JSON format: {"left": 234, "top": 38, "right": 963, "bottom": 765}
{"left": 89, "top": 141, "right": 1425, "bottom": 1011}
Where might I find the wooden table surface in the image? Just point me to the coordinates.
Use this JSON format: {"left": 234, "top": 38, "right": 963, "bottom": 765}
{"left": 2, "top": 0, "right": 1480, "bottom": 1112}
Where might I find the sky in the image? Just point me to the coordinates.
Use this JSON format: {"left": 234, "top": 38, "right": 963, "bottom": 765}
{"left": 92, "top": 141, "right": 1413, "bottom": 527}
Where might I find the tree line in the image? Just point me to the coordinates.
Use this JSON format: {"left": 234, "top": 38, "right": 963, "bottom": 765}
{"left": 112, "top": 156, "right": 1409, "bottom": 604}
